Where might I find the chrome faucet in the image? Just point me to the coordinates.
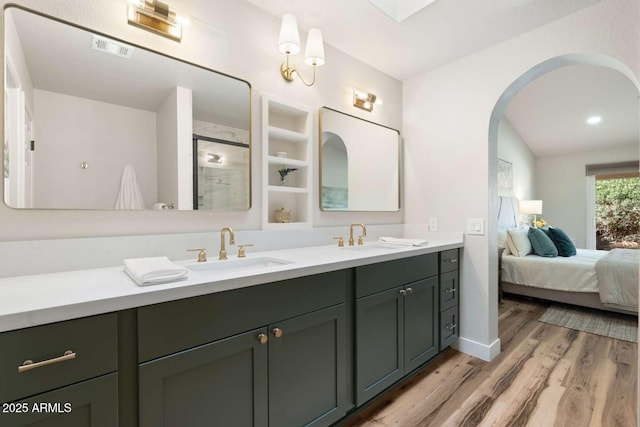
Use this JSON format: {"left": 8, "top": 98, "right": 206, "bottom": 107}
{"left": 349, "top": 223, "right": 367, "bottom": 246}
{"left": 219, "top": 227, "right": 235, "bottom": 260}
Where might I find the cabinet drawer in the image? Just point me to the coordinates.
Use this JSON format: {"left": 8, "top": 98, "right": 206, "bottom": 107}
{"left": 440, "top": 249, "right": 459, "bottom": 274}
{"left": 440, "top": 306, "right": 459, "bottom": 350}
{"left": 355, "top": 254, "right": 437, "bottom": 298}
{"left": 440, "top": 270, "right": 459, "bottom": 311}
{"left": 0, "top": 373, "right": 118, "bottom": 427}
{"left": 0, "top": 313, "right": 118, "bottom": 403}
{"left": 138, "top": 270, "right": 349, "bottom": 362}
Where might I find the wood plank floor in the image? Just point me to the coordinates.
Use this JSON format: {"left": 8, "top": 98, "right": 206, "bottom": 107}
{"left": 342, "top": 296, "right": 637, "bottom": 427}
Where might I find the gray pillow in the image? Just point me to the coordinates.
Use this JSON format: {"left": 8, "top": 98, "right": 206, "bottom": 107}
{"left": 528, "top": 227, "right": 558, "bottom": 257}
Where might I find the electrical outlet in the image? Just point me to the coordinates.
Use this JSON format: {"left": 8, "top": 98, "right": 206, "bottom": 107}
{"left": 428, "top": 217, "right": 438, "bottom": 232}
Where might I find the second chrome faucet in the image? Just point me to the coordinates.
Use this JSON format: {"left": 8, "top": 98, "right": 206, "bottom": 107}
{"left": 219, "top": 227, "right": 235, "bottom": 260}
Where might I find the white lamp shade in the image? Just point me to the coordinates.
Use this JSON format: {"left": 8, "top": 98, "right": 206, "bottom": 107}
{"left": 304, "top": 28, "right": 325, "bottom": 66}
{"left": 519, "top": 200, "right": 543, "bottom": 215}
{"left": 278, "top": 14, "right": 300, "bottom": 55}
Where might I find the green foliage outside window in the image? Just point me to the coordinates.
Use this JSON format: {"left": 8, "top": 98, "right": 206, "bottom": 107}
{"left": 595, "top": 177, "right": 640, "bottom": 244}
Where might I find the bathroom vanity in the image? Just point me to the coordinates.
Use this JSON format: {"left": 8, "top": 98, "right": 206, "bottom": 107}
{"left": 0, "top": 239, "right": 461, "bottom": 427}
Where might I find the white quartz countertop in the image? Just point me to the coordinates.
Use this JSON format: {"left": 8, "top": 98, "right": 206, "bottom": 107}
{"left": 0, "top": 238, "right": 463, "bottom": 332}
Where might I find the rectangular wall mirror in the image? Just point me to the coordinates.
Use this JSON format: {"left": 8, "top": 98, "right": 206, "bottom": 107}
{"left": 3, "top": 6, "right": 251, "bottom": 211}
{"left": 319, "top": 107, "right": 400, "bottom": 211}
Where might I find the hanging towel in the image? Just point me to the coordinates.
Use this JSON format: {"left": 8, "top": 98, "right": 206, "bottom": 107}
{"left": 115, "top": 164, "right": 145, "bottom": 209}
{"left": 378, "top": 237, "right": 428, "bottom": 247}
{"left": 124, "top": 256, "right": 189, "bottom": 286}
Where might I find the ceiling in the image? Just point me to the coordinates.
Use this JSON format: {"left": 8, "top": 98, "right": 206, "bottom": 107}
{"left": 245, "top": 0, "right": 637, "bottom": 157}
{"left": 8, "top": 7, "right": 250, "bottom": 129}
{"left": 244, "top": 0, "right": 602, "bottom": 81}
{"left": 504, "top": 64, "right": 639, "bottom": 158}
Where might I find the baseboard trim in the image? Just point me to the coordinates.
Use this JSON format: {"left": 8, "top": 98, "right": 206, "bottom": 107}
{"left": 453, "top": 337, "right": 501, "bottom": 361}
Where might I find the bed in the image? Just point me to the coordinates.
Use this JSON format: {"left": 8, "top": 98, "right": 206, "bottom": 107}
{"left": 498, "top": 196, "right": 639, "bottom": 315}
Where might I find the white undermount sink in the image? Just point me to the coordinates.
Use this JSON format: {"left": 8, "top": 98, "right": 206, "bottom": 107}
{"left": 342, "top": 243, "right": 401, "bottom": 251}
{"left": 186, "top": 256, "right": 293, "bottom": 273}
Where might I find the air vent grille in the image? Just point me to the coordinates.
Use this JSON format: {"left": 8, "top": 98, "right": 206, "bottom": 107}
{"left": 91, "top": 35, "right": 134, "bottom": 59}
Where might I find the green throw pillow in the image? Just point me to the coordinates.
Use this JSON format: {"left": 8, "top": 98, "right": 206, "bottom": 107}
{"left": 528, "top": 227, "right": 558, "bottom": 257}
{"left": 548, "top": 227, "right": 577, "bottom": 257}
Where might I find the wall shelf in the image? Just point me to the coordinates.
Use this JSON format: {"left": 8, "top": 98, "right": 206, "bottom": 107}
{"left": 262, "top": 95, "right": 313, "bottom": 229}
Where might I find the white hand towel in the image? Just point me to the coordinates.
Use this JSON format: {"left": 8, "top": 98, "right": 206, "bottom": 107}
{"left": 378, "top": 237, "right": 428, "bottom": 247}
{"left": 115, "top": 164, "right": 145, "bottom": 210}
{"left": 124, "top": 256, "right": 189, "bottom": 286}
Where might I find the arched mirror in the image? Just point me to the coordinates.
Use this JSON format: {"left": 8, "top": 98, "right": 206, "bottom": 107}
{"left": 3, "top": 6, "right": 251, "bottom": 211}
{"left": 319, "top": 107, "right": 400, "bottom": 211}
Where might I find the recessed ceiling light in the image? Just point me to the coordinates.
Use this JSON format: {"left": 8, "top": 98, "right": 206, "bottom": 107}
{"left": 587, "top": 116, "right": 602, "bottom": 125}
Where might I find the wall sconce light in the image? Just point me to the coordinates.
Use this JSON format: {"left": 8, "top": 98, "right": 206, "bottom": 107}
{"left": 353, "top": 89, "right": 382, "bottom": 112}
{"left": 278, "top": 14, "right": 325, "bottom": 87}
{"left": 128, "top": 0, "right": 183, "bottom": 42}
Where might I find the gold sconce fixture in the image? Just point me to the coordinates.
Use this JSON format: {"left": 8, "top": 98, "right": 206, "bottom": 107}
{"left": 278, "top": 14, "right": 325, "bottom": 87}
{"left": 127, "top": 0, "right": 183, "bottom": 42}
{"left": 353, "top": 89, "right": 382, "bottom": 112}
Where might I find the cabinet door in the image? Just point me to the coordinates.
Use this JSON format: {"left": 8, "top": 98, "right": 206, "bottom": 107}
{"left": 404, "top": 277, "right": 439, "bottom": 373}
{"left": 0, "top": 373, "right": 117, "bottom": 427}
{"left": 355, "top": 287, "right": 404, "bottom": 406}
{"left": 268, "top": 304, "right": 347, "bottom": 427}
{"left": 139, "top": 328, "right": 268, "bottom": 427}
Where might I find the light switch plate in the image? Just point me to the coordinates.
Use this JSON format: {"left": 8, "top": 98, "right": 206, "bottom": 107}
{"left": 466, "top": 218, "right": 484, "bottom": 235}
{"left": 428, "top": 217, "right": 438, "bottom": 232}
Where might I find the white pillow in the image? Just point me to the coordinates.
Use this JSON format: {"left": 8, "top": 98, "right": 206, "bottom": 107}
{"left": 497, "top": 229, "right": 511, "bottom": 255}
{"left": 506, "top": 228, "right": 532, "bottom": 257}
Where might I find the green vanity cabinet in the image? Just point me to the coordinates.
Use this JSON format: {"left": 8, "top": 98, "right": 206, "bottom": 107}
{"left": 439, "top": 249, "right": 460, "bottom": 350}
{"left": 354, "top": 254, "right": 439, "bottom": 406}
{"left": 0, "top": 313, "right": 119, "bottom": 427}
{"left": 137, "top": 271, "right": 350, "bottom": 427}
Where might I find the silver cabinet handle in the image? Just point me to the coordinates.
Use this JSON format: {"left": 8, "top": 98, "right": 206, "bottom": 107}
{"left": 399, "top": 289, "right": 407, "bottom": 296}
{"left": 444, "top": 288, "right": 457, "bottom": 293}
{"left": 445, "top": 258, "right": 458, "bottom": 263}
{"left": 258, "top": 334, "right": 268, "bottom": 345}
{"left": 272, "top": 328, "right": 283, "bottom": 338}
{"left": 18, "top": 350, "right": 76, "bottom": 373}
{"left": 405, "top": 287, "right": 413, "bottom": 295}
{"left": 445, "top": 324, "right": 457, "bottom": 331}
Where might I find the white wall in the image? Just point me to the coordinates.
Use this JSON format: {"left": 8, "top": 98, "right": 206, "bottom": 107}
{"left": 403, "top": 0, "right": 639, "bottom": 360}
{"left": 33, "top": 90, "right": 157, "bottom": 209}
{"left": 0, "top": 0, "right": 402, "bottom": 241}
{"left": 497, "top": 118, "right": 536, "bottom": 200}
{"left": 156, "top": 86, "right": 193, "bottom": 210}
{"left": 536, "top": 143, "right": 638, "bottom": 248}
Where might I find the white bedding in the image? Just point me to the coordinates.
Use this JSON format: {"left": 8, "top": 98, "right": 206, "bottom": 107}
{"left": 501, "top": 249, "right": 608, "bottom": 293}
{"left": 596, "top": 249, "right": 640, "bottom": 310}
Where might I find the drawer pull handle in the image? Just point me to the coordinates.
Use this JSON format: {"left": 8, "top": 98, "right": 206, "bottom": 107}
{"left": 399, "top": 289, "right": 407, "bottom": 296}
{"left": 18, "top": 350, "right": 76, "bottom": 373}
{"left": 445, "top": 258, "right": 458, "bottom": 263}
{"left": 445, "top": 288, "right": 457, "bottom": 293}
{"left": 272, "top": 328, "right": 283, "bottom": 338}
{"left": 445, "top": 324, "right": 457, "bottom": 331}
{"left": 405, "top": 287, "right": 413, "bottom": 295}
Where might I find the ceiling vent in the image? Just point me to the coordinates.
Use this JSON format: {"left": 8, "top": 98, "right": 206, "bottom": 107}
{"left": 91, "top": 35, "right": 134, "bottom": 59}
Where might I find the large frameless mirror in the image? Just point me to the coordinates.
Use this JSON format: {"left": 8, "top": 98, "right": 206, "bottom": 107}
{"left": 3, "top": 6, "right": 251, "bottom": 211}
{"left": 319, "top": 107, "right": 400, "bottom": 211}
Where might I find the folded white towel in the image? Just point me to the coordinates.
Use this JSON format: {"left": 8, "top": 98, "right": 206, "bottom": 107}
{"left": 378, "top": 237, "right": 428, "bottom": 247}
{"left": 124, "top": 256, "right": 189, "bottom": 286}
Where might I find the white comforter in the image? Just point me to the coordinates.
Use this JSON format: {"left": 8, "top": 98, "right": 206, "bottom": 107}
{"left": 502, "top": 249, "right": 608, "bottom": 293}
{"left": 596, "top": 249, "right": 640, "bottom": 311}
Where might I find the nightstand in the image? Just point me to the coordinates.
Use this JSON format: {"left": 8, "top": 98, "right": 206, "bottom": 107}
{"left": 498, "top": 247, "right": 505, "bottom": 302}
